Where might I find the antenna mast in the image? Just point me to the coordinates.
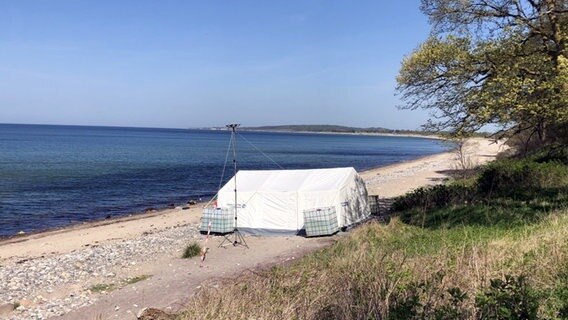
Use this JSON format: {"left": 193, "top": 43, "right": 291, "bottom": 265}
{"left": 219, "top": 123, "right": 248, "bottom": 248}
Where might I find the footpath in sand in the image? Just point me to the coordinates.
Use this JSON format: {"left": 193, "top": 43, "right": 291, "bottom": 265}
{"left": 0, "top": 137, "right": 505, "bottom": 320}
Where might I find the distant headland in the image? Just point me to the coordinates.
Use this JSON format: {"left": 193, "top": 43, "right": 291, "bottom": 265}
{"left": 204, "top": 124, "right": 444, "bottom": 139}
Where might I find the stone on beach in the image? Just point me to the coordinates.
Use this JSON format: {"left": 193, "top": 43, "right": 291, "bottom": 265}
{"left": 0, "top": 303, "right": 14, "bottom": 316}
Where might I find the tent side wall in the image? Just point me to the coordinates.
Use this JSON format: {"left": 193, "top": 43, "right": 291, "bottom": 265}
{"left": 215, "top": 168, "right": 370, "bottom": 235}
{"left": 218, "top": 189, "right": 301, "bottom": 235}
{"left": 237, "top": 190, "right": 300, "bottom": 236}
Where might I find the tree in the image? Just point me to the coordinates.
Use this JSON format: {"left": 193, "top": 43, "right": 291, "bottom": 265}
{"left": 397, "top": 0, "right": 568, "bottom": 144}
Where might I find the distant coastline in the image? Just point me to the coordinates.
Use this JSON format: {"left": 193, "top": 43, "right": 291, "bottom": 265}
{"left": 204, "top": 124, "right": 447, "bottom": 140}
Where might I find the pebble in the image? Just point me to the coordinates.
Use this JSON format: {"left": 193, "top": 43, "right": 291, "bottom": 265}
{"left": 0, "top": 303, "right": 14, "bottom": 316}
{"left": 0, "top": 224, "right": 200, "bottom": 319}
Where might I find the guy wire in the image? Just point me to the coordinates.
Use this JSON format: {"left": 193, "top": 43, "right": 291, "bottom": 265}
{"left": 237, "top": 132, "right": 285, "bottom": 170}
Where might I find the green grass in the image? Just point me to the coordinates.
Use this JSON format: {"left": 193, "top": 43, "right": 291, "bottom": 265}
{"left": 89, "top": 283, "right": 116, "bottom": 293}
{"left": 88, "top": 274, "right": 152, "bottom": 294}
{"left": 182, "top": 242, "right": 202, "bottom": 259}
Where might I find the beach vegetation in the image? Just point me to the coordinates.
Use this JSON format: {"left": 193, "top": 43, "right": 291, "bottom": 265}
{"left": 174, "top": 153, "right": 568, "bottom": 319}
{"left": 125, "top": 274, "right": 152, "bottom": 285}
{"left": 177, "top": 213, "right": 568, "bottom": 319}
{"left": 182, "top": 242, "right": 202, "bottom": 259}
{"left": 451, "top": 138, "right": 479, "bottom": 179}
{"left": 89, "top": 283, "right": 116, "bottom": 294}
{"left": 396, "top": 0, "right": 568, "bottom": 146}
{"left": 88, "top": 274, "right": 152, "bottom": 294}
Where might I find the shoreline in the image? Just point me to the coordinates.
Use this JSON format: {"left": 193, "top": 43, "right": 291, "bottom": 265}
{"left": 0, "top": 141, "right": 452, "bottom": 241}
{"left": 0, "top": 205, "right": 199, "bottom": 246}
{"left": 0, "top": 136, "right": 501, "bottom": 248}
{"left": 1, "top": 147, "right": 465, "bottom": 250}
{"left": 0, "top": 147, "right": 458, "bottom": 255}
{"left": 0, "top": 137, "right": 505, "bottom": 319}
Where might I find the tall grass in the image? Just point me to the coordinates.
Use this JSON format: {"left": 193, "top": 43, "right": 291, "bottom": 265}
{"left": 178, "top": 212, "right": 568, "bottom": 319}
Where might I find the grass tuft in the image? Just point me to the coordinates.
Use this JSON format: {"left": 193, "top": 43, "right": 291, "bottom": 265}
{"left": 182, "top": 242, "right": 202, "bottom": 259}
{"left": 125, "top": 274, "right": 152, "bottom": 285}
{"left": 89, "top": 283, "right": 116, "bottom": 293}
{"left": 89, "top": 274, "right": 152, "bottom": 294}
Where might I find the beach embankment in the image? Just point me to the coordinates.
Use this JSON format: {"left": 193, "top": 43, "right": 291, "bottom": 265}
{"left": 0, "top": 137, "right": 505, "bottom": 320}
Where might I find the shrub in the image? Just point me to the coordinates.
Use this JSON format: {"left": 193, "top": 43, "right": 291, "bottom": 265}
{"left": 182, "top": 242, "right": 202, "bottom": 258}
{"left": 475, "top": 275, "right": 539, "bottom": 320}
{"left": 392, "top": 183, "right": 477, "bottom": 213}
{"left": 531, "top": 145, "right": 568, "bottom": 165}
{"left": 477, "top": 160, "right": 568, "bottom": 197}
{"left": 388, "top": 276, "right": 470, "bottom": 320}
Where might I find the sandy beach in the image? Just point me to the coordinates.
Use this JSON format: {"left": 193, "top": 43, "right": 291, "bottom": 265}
{"left": 0, "top": 137, "right": 505, "bottom": 320}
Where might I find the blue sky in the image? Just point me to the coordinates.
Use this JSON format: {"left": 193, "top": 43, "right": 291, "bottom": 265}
{"left": 0, "top": 1, "right": 432, "bottom": 130}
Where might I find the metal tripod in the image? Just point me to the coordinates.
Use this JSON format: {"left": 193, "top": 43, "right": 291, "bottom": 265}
{"left": 219, "top": 123, "right": 249, "bottom": 248}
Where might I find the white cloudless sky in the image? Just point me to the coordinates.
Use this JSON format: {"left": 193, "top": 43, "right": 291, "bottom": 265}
{"left": 0, "top": 1, "right": 433, "bottom": 130}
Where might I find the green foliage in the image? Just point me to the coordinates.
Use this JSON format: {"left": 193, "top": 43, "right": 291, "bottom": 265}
{"left": 434, "top": 288, "right": 470, "bottom": 320}
{"left": 475, "top": 275, "right": 539, "bottom": 320}
{"left": 88, "top": 274, "right": 152, "bottom": 295}
{"left": 478, "top": 160, "right": 568, "bottom": 197}
{"left": 530, "top": 145, "right": 568, "bottom": 165}
{"left": 402, "top": 201, "right": 543, "bottom": 229}
{"left": 397, "top": 0, "right": 568, "bottom": 142}
{"left": 394, "top": 157, "right": 568, "bottom": 229}
{"left": 182, "top": 242, "right": 202, "bottom": 259}
{"left": 389, "top": 274, "right": 470, "bottom": 320}
{"left": 393, "top": 183, "right": 476, "bottom": 213}
{"left": 89, "top": 283, "right": 116, "bottom": 293}
{"left": 552, "top": 273, "right": 568, "bottom": 319}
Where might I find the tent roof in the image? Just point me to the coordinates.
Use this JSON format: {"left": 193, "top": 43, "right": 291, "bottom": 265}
{"left": 220, "top": 167, "right": 358, "bottom": 193}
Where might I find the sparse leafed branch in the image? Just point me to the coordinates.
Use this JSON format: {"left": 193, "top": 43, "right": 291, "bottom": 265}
{"left": 397, "top": 0, "right": 568, "bottom": 143}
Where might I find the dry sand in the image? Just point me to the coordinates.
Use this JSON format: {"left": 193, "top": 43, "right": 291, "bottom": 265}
{"left": 361, "top": 137, "right": 506, "bottom": 197}
{"left": 0, "top": 137, "right": 506, "bottom": 320}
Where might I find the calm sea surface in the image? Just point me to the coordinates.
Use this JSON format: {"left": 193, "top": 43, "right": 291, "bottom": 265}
{"left": 0, "top": 124, "right": 449, "bottom": 236}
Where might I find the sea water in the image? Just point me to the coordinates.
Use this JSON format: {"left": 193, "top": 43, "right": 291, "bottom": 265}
{"left": 0, "top": 124, "right": 448, "bottom": 235}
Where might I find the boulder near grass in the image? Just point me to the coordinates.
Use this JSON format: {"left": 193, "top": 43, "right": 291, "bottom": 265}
{"left": 182, "top": 242, "right": 202, "bottom": 259}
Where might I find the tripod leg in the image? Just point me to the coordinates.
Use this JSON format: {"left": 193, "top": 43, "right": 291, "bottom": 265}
{"left": 218, "top": 233, "right": 233, "bottom": 248}
{"left": 232, "top": 229, "right": 249, "bottom": 248}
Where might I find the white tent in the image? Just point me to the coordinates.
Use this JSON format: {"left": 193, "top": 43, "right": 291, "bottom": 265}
{"left": 217, "top": 167, "right": 370, "bottom": 235}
